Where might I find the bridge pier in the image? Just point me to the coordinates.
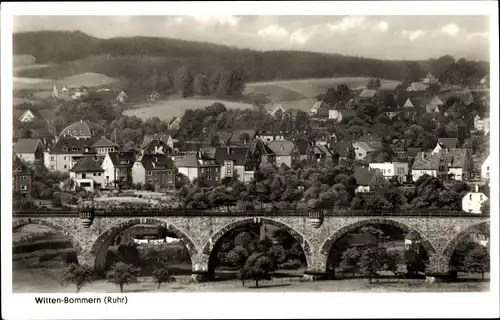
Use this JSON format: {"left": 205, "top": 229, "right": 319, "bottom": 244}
{"left": 191, "top": 253, "right": 210, "bottom": 282}
{"left": 426, "top": 253, "right": 450, "bottom": 276}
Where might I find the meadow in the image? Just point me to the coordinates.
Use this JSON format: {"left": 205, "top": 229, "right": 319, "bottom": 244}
{"left": 13, "top": 72, "right": 120, "bottom": 91}
{"left": 123, "top": 98, "right": 255, "bottom": 121}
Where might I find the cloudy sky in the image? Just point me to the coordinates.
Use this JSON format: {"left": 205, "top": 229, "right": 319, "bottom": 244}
{"left": 14, "top": 15, "right": 490, "bottom": 61}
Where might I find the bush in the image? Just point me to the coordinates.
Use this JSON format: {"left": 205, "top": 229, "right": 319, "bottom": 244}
{"left": 278, "top": 259, "right": 302, "bottom": 270}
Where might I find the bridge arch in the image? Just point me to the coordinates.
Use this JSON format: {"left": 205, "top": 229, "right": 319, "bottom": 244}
{"left": 442, "top": 220, "right": 490, "bottom": 261}
{"left": 320, "top": 218, "right": 437, "bottom": 271}
{"left": 202, "top": 217, "right": 312, "bottom": 277}
{"left": 13, "top": 218, "right": 83, "bottom": 255}
{"left": 90, "top": 218, "right": 198, "bottom": 273}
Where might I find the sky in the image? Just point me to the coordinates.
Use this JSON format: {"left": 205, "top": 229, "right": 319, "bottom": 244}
{"left": 14, "top": 15, "right": 490, "bottom": 61}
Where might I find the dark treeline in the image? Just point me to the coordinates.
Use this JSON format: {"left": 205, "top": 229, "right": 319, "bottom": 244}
{"left": 15, "top": 31, "right": 488, "bottom": 90}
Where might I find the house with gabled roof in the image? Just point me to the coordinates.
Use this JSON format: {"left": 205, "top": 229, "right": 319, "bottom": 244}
{"left": 444, "top": 148, "right": 474, "bottom": 181}
{"left": 268, "top": 104, "right": 286, "bottom": 118}
{"left": 102, "top": 151, "right": 135, "bottom": 188}
{"left": 116, "top": 90, "right": 128, "bottom": 103}
{"left": 91, "top": 137, "right": 119, "bottom": 157}
{"left": 59, "top": 120, "right": 106, "bottom": 140}
{"left": 13, "top": 155, "right": 32, "bottom": 199}
{"left": 411, "top": 152, "right": 448, "bottom": 182}
{"left": 168, "top": 116, "right": 181, "bottom": 131}
{"left": 132, "top": 154, "right": 176, "bottom": 191}
{"left": 310, "top": 101, "right": 330, "bottom": 117}
{"left": 481, "top": 154, "right": 491, "bottom": 182}
{"left": 406, "top": 82, "right": 429, "bottom": 91}
{"left": 352, "top": 141, "right": 374, "bottom": 160}
{"left": 474, "top": 115, "right": 490, "bottom": 135}
{"left": 267, "top": 140, "right": 300, "bottom": 168}
{"left": 338, "top": 109, "right": 357, "bottom": 124}
{"left": 69, "top": 156, "right": 105, "bottom": 192}
{"left": 46, "top": 136, "right": 100, "bottom": 172}
{"left": 18, "top": 108, "right": 43, "bottom": 123}
{"left": 215, "top": 146, "right": 255, "bottom": 183}
{"left": 358, "top": 89, "right": 379, "bottom": 101}
{"left": 14, "top": 138, "right": 45, "bottom": 164}
{"left": 462, "top": 185, "right": 488, "bottom": 214}
{"left": 353, "top": 167, "right": 389, "bottom": 193}
{"left": 424, "top": 95, "right": 444, "bottom": 114}
{"left": 229, "top": 129, "right": 257, "bottom": 144}
{"left": 140, "top": 133, "right": 176, "bottom": 156}
{"left": 432, "top": 138, "right": 459, "bottom": 154}
{"left": 358, "top": 133, "right": 382, "bottom": 150}
{"left": 174, "top": 152, "right": 222, "bottom": 185}
{"left": 329, "top": 141, "right": 354, "bottom": 162}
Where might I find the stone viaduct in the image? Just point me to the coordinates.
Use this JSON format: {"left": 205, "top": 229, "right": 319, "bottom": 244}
{"left": 12, "top": 209, "right": 489, "bottom": 281}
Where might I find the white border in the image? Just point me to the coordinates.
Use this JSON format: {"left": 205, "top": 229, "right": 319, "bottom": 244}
{"left": 1, "top": 2, "right": 499, "bottom": 319}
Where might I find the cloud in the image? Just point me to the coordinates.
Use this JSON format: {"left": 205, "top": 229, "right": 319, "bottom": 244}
{"left": 466, "top": 31, "right": 489, "bottom": 40}
{"left": 401, "top": 29, "right": 427, "bottom": 41}
{"left": 257, "top": 24, "right": 289, "bottom": 39}
{"left": 191, "top": 15, "right": 240, "bottom": 27}
{"left": 327, "top": 16, "right": 366, "bottom": 32}
{"left": 441, "top": 23, "right": 460, "bottom": 37}
{"left": 376, "top": 21, "right": 389, "bottom": 32}
{"left": 290, "top": 28, "right": 310, "bottom": 45}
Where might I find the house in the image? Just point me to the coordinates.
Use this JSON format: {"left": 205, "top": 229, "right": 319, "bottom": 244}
{"left": 337, "top": 109, "right": 357, "bottom": 124}
{"left": 481, "top": 155, "right": 491, "bottom": 181}
{"left": 352, "top": 141, "right": 374, "bottom": 160}
{"left": 424, "top": 95, "right": 444, "bottom": 114}
{"left": 358, "top": 133, "right": 382, "bottom": 150}
{"left": 330, "top": 142, "right": 354, "bottom": 163}
{"left": 420, "top": 73, "right": 439, "bottom": 85}
{"left": 307, "top": 144, "right": 333, "bottom": 164}
{"left": 168, "top": 117, "right": 181, "bottom": 131}
{"left": 462, "top": 185, "right": 488, "bottom": 214}
{"left": 392, "top": 139, "right": 407, "bottom": 158}
{"left": 369, "top": 162, "right": 409, "bottom": 183}
{"left": 358, "top": 89, "right": 379, "bottom": 101}
{"left": 328, "top": 102, "right": 345, "bottom": 121}
{"left": 268, "top": 105, "right": 286, "bottom": 118}
{"left": 59, "top": 120, "right": 107, "bottom": 140}
{"left": 256, "top": 130, "right": 285, "bottom": 142}
{"left": 140, "top": 133, "right": 175, "bottom": 156}
{"left": 310, "top": 101, "right": 330, "bottom": 117}
{"left": 411, "top": 152, "right": 448, "bottom": 182}
{"left": 444, "top": 148, "right": 474, "bottom": 181}
{"left": 214, "top": 146, "right": 255, "bottom": 183}
{"left": 474, "top": 115, "right": 490, "bottom": 135}
{"left": 14, "top": 138, "right": 45, "bottom": 164}
{"left": 17, "top": 108, "right": 44, "bottom": 123}
{"left": 69, "top": 156, "right": 105, "bottom": 192}
{"left": 353, "top": 167, "right": 389, "bottom": 193}
{"left": 295, "top": 138, "right": 311, "bottom": 162}
{"left": 229, "top": 129, "right": 257, "bottom": 145}
{"left": 91, "top": 137, "right": 119, "bottom": 157}
{"left": 432, "top": 138, "right": 459, "bottom": 153}
{"left": 131, "top": 154, "right": 176, "bottom": 192}
{"left": 13, "top": 155, "right": 31, "bottom": 199}
{"left": 406, "top": 82, "right": 429, "bottom": 91}
{"left": 267, "top": 141, "right": 300, "bottom": 168}
{"left": 46, "top": 137, "right": 100, "bottom": 172}
{"left": 102, "top": 152, "right": 135, "bottom": 188}
{"left": 116, "top": 90, "right": 128, "bottom": 103}
{"left": 174, "top": 153, "right": 222, "bottom": 185}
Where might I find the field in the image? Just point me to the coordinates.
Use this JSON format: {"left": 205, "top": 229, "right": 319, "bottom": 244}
{"left": 246, "top": 77, "right": 401, "bottom": 102}
{"left": 123, "top": 98, "right": 255, "bottom": 121}
{"left": 12, "top": 268, "right": 489, "bottom": 293}
{"left": 13, "top": 72, "right": 120, "bottom": 91}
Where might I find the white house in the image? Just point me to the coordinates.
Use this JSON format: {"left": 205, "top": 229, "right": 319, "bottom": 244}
{"left": 411, "top": 152, "right": 448, "bottom": 182}
{"left": 481, "top": 155, "right": 491, "bottom": 181}
{"left": 432, "top": 138, "right": 459, "bottom": 154}
{"left": 173, "top": 154, "right": 200, "bottom": 182}
{"left": 369, "top": 162, "right": 409, "bottom": 183}
{"left": 328, "top": 109, "right": 341, "bottom": 121}
{"left": 474, "top": 115, "right": 490, "bottom": 135}
{"left": 69, "top": 157, "right": 105, "bottom": 192}
{"left": 352, "top": 142, "right": 374, "bottom": 160}
{"left": 462, "top": 185, "right": 488, "bottom": 214}
{"left": 101, "top": 152, "right": 135, "bottom": 187}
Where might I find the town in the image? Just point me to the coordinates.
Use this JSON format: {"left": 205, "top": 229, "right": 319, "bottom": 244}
{"left": 11, "top": 27, "right": 491, "bottom": 294}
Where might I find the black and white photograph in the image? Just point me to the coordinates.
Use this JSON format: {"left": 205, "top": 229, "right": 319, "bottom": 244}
{"left": 1, "top": 2, "right": 499, "bottom": 319}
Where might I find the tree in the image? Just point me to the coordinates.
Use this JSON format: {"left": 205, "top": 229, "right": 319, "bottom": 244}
{"left": 238, "top": 252, "right": 274, "bottom": 288}
{"left": 60, "top": 264, "right": 94, "bottom": 293}
{"left": 152, "top": 266, "right": 176, "bottom": 289}
{"left": 358, "top": 246, "right": 385, "bottom": 284}
{"left": 106, "top": 262, "right": 141, "bottom": 293}
{"left": 384, "top": 248, "right": 403, "bottom": 275}
{"left": 340, "top": 247, "right": 361, "bottom": 277}
{"left": 463, "top": 244, "right": 489, "bottom": 280}
{"left": 193, "top": 73, "right": 210, "bottom": 96}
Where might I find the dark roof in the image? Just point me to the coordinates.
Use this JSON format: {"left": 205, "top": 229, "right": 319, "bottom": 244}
{"left": 214, "top": 146, "right": 250, "bottom": 166}
{"left": 70, "top": 156, "right": 104, "bottom": 172}
{"left": 267, "top": 141, "right": 297, "bottom": 156}
{"left": 108, "top": 152, "right": 135, "bottom": 167}
{"left": 174, "top": 154, "right": 199, "bottom": 167}
{"left": 359, "top": 89, "right": 378, "bottom": 98}
{"left": 59, "top": 120, "right": 106, "bottom": 138}
{"left": 13, "top": 139, "right": 44, "bottom": 154}
{"left": 141, "top": 133, "right": 171, "bottom": 149}
{"left": 229, "top": 129, "right": 257, "bottom": 143}
{"left": 411, "top": 152, "right": 442, "bottom": 170}
{"left": 169, "top": 117, "right": 180, "bottom": 125}
{"left": 353, "top": 167, "right": 378, "bottom": 185}
{"left": 437, "top": 138, "right": 459, "bottom": 149}
{"left": 121, "top": 141, "right": 138, "bottom": 152}
{"left": 13, "top": 154, "right": 28, "bottom": 170}
{"left": 140, "top": 154, "right": 175, "bottom": 170}
{"left": 406, "top": 147, "right": 423, "bottom": 156}
{"left": 295, "top": 138, "right": 311, "bottom": 155}
{"left": 339, "top": 109, "right": 357, "bottom": 119}
{"left": 444, "top": 149, "right": 469, "bottom": 168}
{"left": 330, "top": 142, "right": 352, "bottom": 157}
{"left": 49, "top": 137, "right": 99, "bottom": 155}
{"left": 359, "top": 133, "right": 381, "bottom": 143}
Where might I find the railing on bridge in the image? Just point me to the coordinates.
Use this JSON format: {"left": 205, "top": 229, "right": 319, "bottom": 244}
{"left": 11, "top": 208, "right": 489, "bottom": 218}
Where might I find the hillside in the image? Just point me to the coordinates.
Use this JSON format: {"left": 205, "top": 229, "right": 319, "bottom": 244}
{"left": 14, "top": 31, "right": 489, "bottom": 98}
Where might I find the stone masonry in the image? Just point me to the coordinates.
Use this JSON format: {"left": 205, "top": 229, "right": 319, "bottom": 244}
{"left": 12, "top": 215, "right": 489, "bottom": 280}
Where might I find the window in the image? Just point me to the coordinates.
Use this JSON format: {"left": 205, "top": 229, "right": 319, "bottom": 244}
{"left": 22, "top": 176, "right": 27, "bottom": 180}
{"left": 21, "top": 185, "right": 28, "bottom": 190}
{"left": 93, "top": 173, "right": 97, "bottom": 176}
{"left": 73, "top": 130, "right": 77, "bottom": 135}
{"left": 388, "top": 169, "right": 391, "bottom": 174}
{"left": 155, "top": 179, "right": 158, "bottom": 183}
{"left": 148, "top": 179, "right": 152, "bottom": 184}
{"left": 50, "top": 156, "right": 55, "bottom": 161}
{"left": 67, "top": 130, "right": 71, "bottom": 135}
{"left": 487, "top": 166, "right": 490, "bottom": 171}
{"left": 207, "top": 175, "right": 212, "bottom": 180}
{"left": 64, "top": 156, "right": 67, "bottom": 160}
{"left": 469, "top": 194, "right": 472, "bottom": 200}
{"left": 215, "top": 168, "right": 218, "bottom": 172}
{"left": 148, "top": 172, "right": 152, "bottom": 176}
{"left": 480, "top": 195, "right": 483, "bottom": 201}
{"left": 215, "top": 176, "right": 219, "bottom": 181}
{"left": 64, "top": 165, "right": 67, "bottom": 169}
{"left": 168, "top": 180, "right": 172, "bottom": 183}
{"left": 80, "top": 130, "right": 83, "bottom": 135}
{"left": 72, "top": 147, "right": 77, "bottom": 151}
{"left": 168, "top": 171, "right": 172, "bottom": 175}
{"left": 82, "top": 173, "right": 86, "bottom": 179}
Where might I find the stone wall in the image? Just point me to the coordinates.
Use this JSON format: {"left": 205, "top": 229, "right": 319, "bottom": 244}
{"left": 12, "top": 215, "right": 489, "bottom": 278}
